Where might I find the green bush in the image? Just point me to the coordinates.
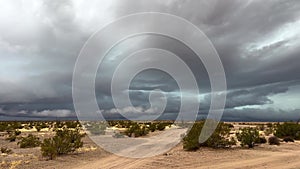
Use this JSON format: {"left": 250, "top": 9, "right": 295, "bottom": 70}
{"left": 65, "top": 121, "right": 81, "bottom": 128}
{"left": 183, "top": 121, "right": 236, "bottom": 151}
{"left": 125, "top": 123, "right": 149, "bottom": 137}
{"left": 274, "top": 122, "right": 300, "bottom": 140}
{"left": 41, "top": 128, "right": 85, "bottom": 160}
{"left": 0, "top": 122, "right": 23, "bottom": 132}
{"left": 148, "top": 123, "right": 157, "bottom": 132}
{"left": 41, "top": 138, "right": 57, "bottom": 160}
{"left": 237, "top": 127, "right": 259, "bottom": 148}
{"left": 0, "top": 122, "right": 9, "bottom": 131}
{"left": 156, "top": 123, "right": 167, "bottom": 131}
{"left": 183, "top": 122, "right": 203, "bottom": 151}
{"left": 107, "top": 121, "right": 119, "bottom": 127}
{"left": 269, "top": 136, "right": 280, "bottom": 145}
{"left": 145, "top": 122, "right": 172, "bottom": 132}
{"left": 9, "top": 122, "right": 23, "bottom": 130}
{"left": 18, "top": 134, "right": 41, "bottom": 148}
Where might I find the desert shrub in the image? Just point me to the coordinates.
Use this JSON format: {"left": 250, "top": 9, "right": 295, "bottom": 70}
{"left": 183, "top": 122, "right": 203, "bottom": 151}
{"left": 39, "top": 122, "right": 48, "bottom": 128}
{"left": 18, "top": 134, "right": 41, "bottom": 148}
{"left": 183, "top": 121, "right": 236, "bottom": 151}
{"left": 257, "top": 137, "right": 267, "bottom": 144}
{"left": 258, "top": 125, "right": 265, "bottom": 131}
{"left": 107, "top": 121, "right": 119, "bottom": 127}
{"left": 24, "top": 124, "right": 33, "bottom": 130}
{"left": 1, "top": 147, "right": 12, "bottom": 154}
{"left": 41, "top": 139, "right": 57, "bottom": 160}
{"left": 0, "top": 122, "right": 10, "bottom": 132}
{"left": 156, "top": 123, "right": 167, "bottom": 131}
{"left": 35, "top": 126, "right": 42, "bottom": 132}
{"left": 114, "top": 121, "right": 126, "bottom": 128}
{"left": 125, "top": 123, "right": 149, "bottom": 137}
{"left": 148, "top": 123, "right": 157, "bottom": 132}
{"left": 146, "top": 122, "right": 172, "bottom": 132}
{"left": 6, "top": 132, "right": 17, "bottom": 142}
{"left": 237, "top": 127, "right": 259, "bottom": 148}
{"left": 264, "top": 127, "right": 274, "bottom": 136}
{"left": 9, "top": 122, "right": 23, "bottom": 130}
{"left": 54, "top": 121, "right": 65, "bottom": 128}
{"left": 199, "top": 122, "right": 236, "bottom": 149}
{"left": 113, "top": 121, "right": 133, "bottom": 128}
{"left": 14, "top": 130, "right": 21, "bottom": 136}
{"left": 65, "top": 121, "right": 81, "bottom": 128}
{"left": 274, "top": 122, "right": 300, "bottom": 140}
{"left": 86, "top": 123, "right": 106, "bottom": 135}
{"left": 267, "top": 123, "right": 273, "bottom": 128}
{"left": 34, "top": 122, "right": 48, "bottom": 132}
{"left": 41, "top": 128, "right": 85, "bottom": 160}
{"left": 227, "top": 124, "right": 234, "bottom": 128}
{"left": 0, "top": 122, "right": 23, "bottom": 132}
{"left": 283, "top": 136, "right": 294, "bottom": 142}
{"left": 269, "top": 136, "right": 280, "bottom": 145}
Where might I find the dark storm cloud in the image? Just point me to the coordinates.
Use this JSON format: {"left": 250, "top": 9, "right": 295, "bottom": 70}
{"left": 222, "top": 108, "right": 300, "bottom": 122}
{"left": 0, "top": 0, "right": 300, "bottom": 120}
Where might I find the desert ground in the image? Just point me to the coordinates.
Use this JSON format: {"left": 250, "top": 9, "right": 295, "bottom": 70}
{"left": 1, "top": 122, "right": 300, "bottom": 169}
{"left": 73, "top": 141, "right": 300, "bottom": 169}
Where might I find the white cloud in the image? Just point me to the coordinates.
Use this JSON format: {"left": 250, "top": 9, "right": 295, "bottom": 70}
{"left": 31, "top": 109, "right": 73, "bottom": 117}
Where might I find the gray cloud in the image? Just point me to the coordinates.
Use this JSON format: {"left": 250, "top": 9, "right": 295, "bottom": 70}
{"left": 0, "top": 0, "right": 300, "bottom": 121}
{"left": 222, "top": 108, "right": 300, "bottom": 122}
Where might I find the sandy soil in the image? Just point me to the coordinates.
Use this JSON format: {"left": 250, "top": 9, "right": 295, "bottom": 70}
{"left": 72, "top": 142, "right": 300, "bottom": 169}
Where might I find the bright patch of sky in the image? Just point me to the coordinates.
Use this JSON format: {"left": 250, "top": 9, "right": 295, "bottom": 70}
{"left": 270, "top": 84, "right": 300, "bottom": 110}
{"left": 244, "top": 18, "right": 300, "bottom": 59}
{"left": 234, "top": 84, "right": 300, "bottom": 110}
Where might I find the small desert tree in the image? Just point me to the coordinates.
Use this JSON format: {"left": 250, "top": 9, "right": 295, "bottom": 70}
{"left": 237, "top": 127, "right": 259, "bottom": 148}
{"left": 274, "top": 122, "right": 300, "bottom": 140}
{"left": 183, "top": 121, "right": 236, "bottom": 151}
{"left": 183, "top": 122, "right": 204, "bottom": 151}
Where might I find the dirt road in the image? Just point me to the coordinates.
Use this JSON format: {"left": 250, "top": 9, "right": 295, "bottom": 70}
{"left": 88, "top": 128, "right": 187, "bottom": 158}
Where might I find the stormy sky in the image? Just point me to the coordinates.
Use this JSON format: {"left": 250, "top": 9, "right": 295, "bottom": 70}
{"left": 0, "top": 0, "right": 300, "bottom": 121}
